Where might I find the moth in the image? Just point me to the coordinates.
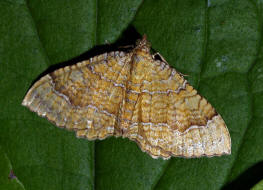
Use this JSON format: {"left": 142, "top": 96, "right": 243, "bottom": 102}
{"left": 22, "top": 35, "right": 231, "bottom": 159}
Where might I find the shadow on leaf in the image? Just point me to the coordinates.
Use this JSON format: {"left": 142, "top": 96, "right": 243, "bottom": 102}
{"left": 27, "top": 25, "right": 142, "bottom": 89}
{"left": 222, "top": 161, "right": 263, "bottom": 190}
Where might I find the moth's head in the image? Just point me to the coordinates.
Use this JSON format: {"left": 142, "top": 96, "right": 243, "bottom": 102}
{"left": 134, "top": 34, "right": 151, "bottom": 54}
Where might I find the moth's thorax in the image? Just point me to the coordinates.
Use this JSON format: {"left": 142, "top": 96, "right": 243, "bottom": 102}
{"left": 129, "top": 52, "right": 155, "bottom": 83}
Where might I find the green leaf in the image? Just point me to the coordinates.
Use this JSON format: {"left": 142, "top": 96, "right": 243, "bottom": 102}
{"left": 0, "top": 0, "right": 263, "bottom": 189}
{"left": 252, "top": 179, "right": 263, "bottom": 190}
{"left": 0, "top": 146, "right": 25, "bottom": 190}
